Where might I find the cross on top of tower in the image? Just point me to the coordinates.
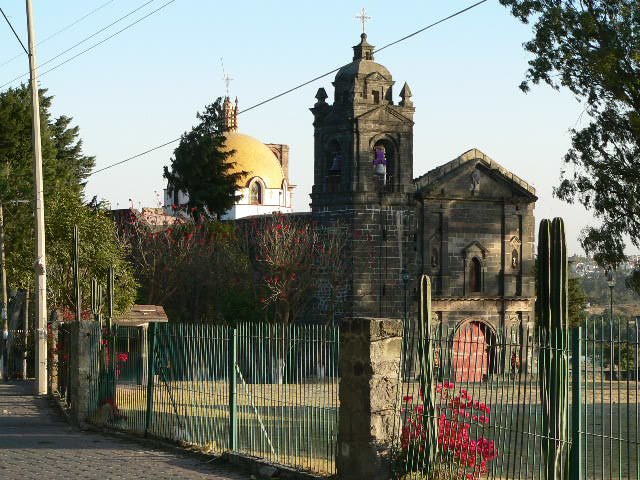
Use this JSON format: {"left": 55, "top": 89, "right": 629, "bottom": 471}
{"left": 223, "top": 73, "right": 233, "bottom": 96}
{"left": 355, "top": 7, "right": 371, "bottom": 34}
{"left": 220, "top": 57, "right": 234, "bottom": 96}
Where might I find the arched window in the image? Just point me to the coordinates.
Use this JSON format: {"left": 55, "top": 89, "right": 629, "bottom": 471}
{"left": 469, "top": 257, "right": 482, "bottom": 293}
{"left": 249, "top": 180, "right": 263, "bottom": 205}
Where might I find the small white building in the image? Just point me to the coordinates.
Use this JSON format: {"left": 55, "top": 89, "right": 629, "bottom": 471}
{"left": 164, "top": 97, "right": 295, "bottom": 219}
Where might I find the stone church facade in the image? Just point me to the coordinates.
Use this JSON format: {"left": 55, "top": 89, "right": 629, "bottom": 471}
{"left": 310, "top": 33, "right": 537, "bottom": 347}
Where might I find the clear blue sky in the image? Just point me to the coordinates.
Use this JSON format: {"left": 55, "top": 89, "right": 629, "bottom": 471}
{"left": 0, "top": 0, "right": 624, "bottom": 255}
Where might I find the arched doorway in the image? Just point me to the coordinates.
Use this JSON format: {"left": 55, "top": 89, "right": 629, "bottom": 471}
{"left": 452, "top": 321, "right": 495, "bottom": 382}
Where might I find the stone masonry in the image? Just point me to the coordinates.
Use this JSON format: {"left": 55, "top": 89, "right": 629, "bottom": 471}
{"left": 336, "top": 317, "right": 403, "bottom": 480}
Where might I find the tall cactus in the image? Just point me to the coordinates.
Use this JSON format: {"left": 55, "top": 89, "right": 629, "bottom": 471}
{"left": 537, "top": 218, "right": 569, "bottom": 479}
{"left": 91, "top": 278, "right": 104, "bottom": 325}
{"left": 417, "top": 275, "right": 438, "bottom": 472}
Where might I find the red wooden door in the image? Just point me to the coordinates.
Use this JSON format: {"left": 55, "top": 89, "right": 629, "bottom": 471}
{"left": 453, "top": 322, "right": 488, "bottom": 382}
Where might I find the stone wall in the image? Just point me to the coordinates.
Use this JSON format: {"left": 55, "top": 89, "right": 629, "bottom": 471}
{"left": 314, "top": 202, "right": 418, "bottom": 321}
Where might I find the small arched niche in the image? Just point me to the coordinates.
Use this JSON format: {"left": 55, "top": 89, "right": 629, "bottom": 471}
{"left": 469, "top": 257, "right": 482, "bottom": 293}
{"left": 327, "top": 139, "right": 342, "bottom": 175}
{"left": 372, "top": 138, "right": 395, "bottom": 184}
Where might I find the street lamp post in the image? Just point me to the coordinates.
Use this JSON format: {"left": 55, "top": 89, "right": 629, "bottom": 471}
{"left": 401, "top": 268, "right": 410, "bottom": 378}
{"left": 606, "top": 268, "right": 615, "bottom": 325}
{"left": 1, "top": 203, "right": 8, "bottom": 375}
{"left": 606, "top": 268, "right": 616, "bottom": 385}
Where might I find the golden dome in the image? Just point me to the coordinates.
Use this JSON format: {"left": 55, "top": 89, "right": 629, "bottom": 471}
{"left": 223, "top": 132, "right": 284, "bottom": 188}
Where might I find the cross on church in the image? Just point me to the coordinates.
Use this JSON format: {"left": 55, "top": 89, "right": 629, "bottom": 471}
{"left": 220, "top": 57, "right": 233, "bottom": 96}
{"left": 356, "top": 7, "right": 371, "bottom": 34}
{"left": 223, "top": 73, "right": 234, "bottom": 96}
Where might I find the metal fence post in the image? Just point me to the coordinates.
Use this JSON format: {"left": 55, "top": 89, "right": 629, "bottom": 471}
{"left": 570, "top": 327, "right": 583, "bottom": 480}
{"left": 229, "top": 324, "right": 238, "bottom": 451}
{"left": 144, "top": 322, "right": 156, "bottom": 437}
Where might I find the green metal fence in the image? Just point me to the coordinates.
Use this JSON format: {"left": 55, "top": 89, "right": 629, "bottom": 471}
{"left": 581, "top": 316, "right": 639, "bottom": 480}
{"left": 393, "top": 318, "right": 640, "bottom": 480}
{"left": 96, "top": 322, "right": 339, "bottom": 477}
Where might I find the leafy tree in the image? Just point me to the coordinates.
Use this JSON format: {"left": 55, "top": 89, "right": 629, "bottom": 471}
{"left": 0, "top": 85, "right": 134, "bottom": 315}
{"left": 163, "top": 98, "right": 246, "bottom": 219}
{"left": 118, "top": 213, "right": 258, "bottom": 323}
{"left": 499, "top": 0, "right": 640, "bottom": 267}
{"left": 625, "top": 268, "right": 640, "bottom": 295}
{"left": 580, "top": 269, "right": 638, "bottom": 304}
{"left": 568, "top": 277, "right": 588, "bottom": 327}
{"left": 237, "top": 214, "right": 348, "bottom": 325}
{"left": 46, "top": 190, "right": 137, "bottom": 316}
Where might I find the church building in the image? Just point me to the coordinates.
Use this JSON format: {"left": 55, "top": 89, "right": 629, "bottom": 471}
{"left": 311, "top": 33, "right": 537, "bottom": 379}
{"left": 164, "top": 97, "right": 295, "bottom": 219}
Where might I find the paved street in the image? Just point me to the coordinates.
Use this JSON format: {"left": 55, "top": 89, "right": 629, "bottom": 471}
{"left": 0, "top": 381, "right": 250, "bottom": 480}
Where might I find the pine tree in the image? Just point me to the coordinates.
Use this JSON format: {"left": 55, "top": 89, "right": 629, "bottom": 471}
{"left": 163, "top": 98, "right": 247, "bottom": 218}
{"left": 0, "top": 85, "right": 135, "bottom": 314}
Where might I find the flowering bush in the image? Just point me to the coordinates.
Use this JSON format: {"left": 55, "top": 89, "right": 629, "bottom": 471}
{"left": 399, "top": 382, "right": 498, "bottom": 480}
{"left": 236, "top": 213, "right": 347, "bottom": 325}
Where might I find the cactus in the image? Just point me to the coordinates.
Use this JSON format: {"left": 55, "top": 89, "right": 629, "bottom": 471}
{"left": 537, "top": 218, "right": 569, "bottom": 479}
{"left": 417, "top": 274, "right": 438, "bottom": 472}
{"left": 91, "top": 277, "right": 104, "bottom": 325}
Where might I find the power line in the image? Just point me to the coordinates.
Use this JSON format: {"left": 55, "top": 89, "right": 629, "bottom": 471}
{"left": 0, "top": 8, "right": 28, "bottom": 56}
{"left": 91, "top": 138, "right": 181, "bottom": 176}
{"left": 239, "top": 0, "right": 488, "bottom": 116}
{"left": 0, "top": 0, "right": 115, "bottom": 68}
{"left": 0, "top": 0, "right": 162, "bottom": 90}
{"left": 86, "top": 0, "right": 487, "bottom": 176}
{"left": 35, "top": 0, "right": 176, "bottom": 82}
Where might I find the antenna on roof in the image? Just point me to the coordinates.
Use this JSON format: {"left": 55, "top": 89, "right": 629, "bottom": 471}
{"left": 220, "top": 57, "right": 233, "bottom": 97}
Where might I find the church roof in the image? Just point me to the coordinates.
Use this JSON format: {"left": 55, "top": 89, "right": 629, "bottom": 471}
{"left": 414, "top": 148, "right": 536, "bottom": 197}
{"left": 223, "top": 132, "right": 285, "bottom": 188}
{"left": 335, "top": 59, "right": 391, "bottom": 81}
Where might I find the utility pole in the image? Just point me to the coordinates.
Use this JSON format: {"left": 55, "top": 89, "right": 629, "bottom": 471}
{"left": 0, "top": 203, "right": 7, "bottom": 380}
{"left": 26, "top": 0, "right": 48, "bottom": 395}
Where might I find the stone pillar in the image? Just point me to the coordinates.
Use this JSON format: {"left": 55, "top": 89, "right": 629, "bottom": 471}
{"left": 337, "top": 317, "right": 403, "bottom": 480}
{"left": 69, "top": 321, "right": 98, "bottom": 426}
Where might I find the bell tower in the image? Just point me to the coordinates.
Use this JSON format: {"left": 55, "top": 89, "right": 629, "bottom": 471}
{"left": 310, "top": 33, "right": 417, "bottom": 319}
{"left": 311, "top": 33, "right": 415, "bottom": 209}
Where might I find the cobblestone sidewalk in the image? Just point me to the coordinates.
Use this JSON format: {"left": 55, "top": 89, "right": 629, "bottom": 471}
{"left": 0, "top": 381, "right": 250, "bottom": 480}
